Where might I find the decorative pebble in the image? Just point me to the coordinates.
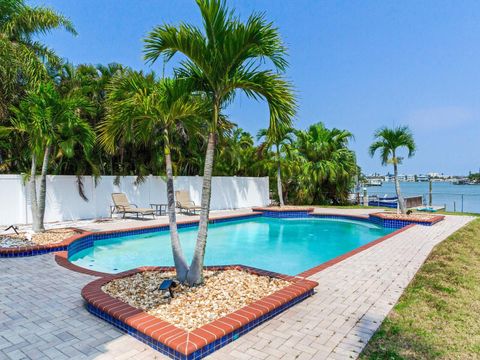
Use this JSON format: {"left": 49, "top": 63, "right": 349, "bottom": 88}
{"left": 0, "top": 228, "right": 76, "bottom": 248}
{"left": 380, "top": 212, "right": 439, "bottom": 221}
{"left": 102, "top": 269, "right": 290, "bottom": 332}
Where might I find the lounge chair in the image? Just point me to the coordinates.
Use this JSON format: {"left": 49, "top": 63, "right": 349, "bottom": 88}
{"left": 175, "top": 190, "right": 201, "bottom": 215}
{"left": 111, "top": 193, "right": 155, "bottom": 219}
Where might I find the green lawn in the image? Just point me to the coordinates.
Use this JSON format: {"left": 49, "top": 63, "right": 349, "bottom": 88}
{"left": 360, "top": 217, "right": 480, "bottom": 360}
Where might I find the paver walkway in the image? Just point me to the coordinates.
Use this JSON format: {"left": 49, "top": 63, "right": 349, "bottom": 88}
{"left": 0, "top": 211, "right": 473, "bottom": 360}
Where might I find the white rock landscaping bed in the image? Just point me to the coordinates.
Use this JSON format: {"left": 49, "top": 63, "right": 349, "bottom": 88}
{"left": 102, "top": 269, "right": 290, "bottom": 331}
{"left": 0, "top": 228, "right": 76, "bottom": 248}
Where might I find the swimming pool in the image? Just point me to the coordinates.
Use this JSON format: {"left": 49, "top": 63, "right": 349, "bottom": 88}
{"left": 69, "top": 216, "right": 394, "bottom": 275}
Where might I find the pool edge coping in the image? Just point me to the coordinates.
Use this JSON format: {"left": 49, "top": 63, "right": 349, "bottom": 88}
{"left": 0, "top": 212, "right": 263, "bottom": 258}
{"left": 55, "top": 210, "right": 420, "bottom": 279}
{"left": 296, "top": 224, "right": 416, "bottom": 278}
{"left": 81, "top": 265, "right": 318, "bottom": 359}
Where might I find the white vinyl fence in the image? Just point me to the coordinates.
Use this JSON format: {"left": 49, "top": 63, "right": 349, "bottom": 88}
{"left": 0, "top": 175, "right": 269, "bottom": 226}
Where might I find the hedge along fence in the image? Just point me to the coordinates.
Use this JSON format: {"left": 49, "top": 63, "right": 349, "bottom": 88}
{"left": 0, "top": 175, "right": 269, "bottom": 226}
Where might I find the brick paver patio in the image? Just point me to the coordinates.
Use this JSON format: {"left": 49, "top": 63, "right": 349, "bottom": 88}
{"left": 0, "top": 210, "right": 473, "bottom": 359}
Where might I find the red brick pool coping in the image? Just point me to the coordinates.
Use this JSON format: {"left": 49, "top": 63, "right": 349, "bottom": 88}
{"left": 0, "top": 212, "right": 262, "bottom": 257}
{"left": 81, "top": 265, "right": 318, "bottom": 358}
{"left": 370, "top": 212, "right": 445, "bottom": 224}
{"left": 296, "top": 224, "right": 416, "bottom": 277}
{"left": 252, "top": 206, "right": 315, "bottom": 212}
{"left": 53, "top": 212, "right": 418, "bottom": 280}
{"left": 0, "top": 229, "right": 86, "bottom": 257}
{"left": 5, "top": 209, "right": 437, "bottom": 281}
{"left": 56, "top": 251, "right": 112, "bottom": 277}
{"left": 0, "top": 209, "right": 445, "bottom": 258}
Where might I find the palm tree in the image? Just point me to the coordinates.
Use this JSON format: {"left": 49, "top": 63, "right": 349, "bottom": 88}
{"left": 99, "top": 70, "right": 206, "bottom": 281}
{"left": 52, "top": 62, "right": 125, "bottom": 177}
{"left": 144, "top": 0, "right": 296, "bottom": 285}
{"left": 7, "top": 82, "right": 94, "bottom": 232}
{"left": 257, "top": 127, "right": 294, "bottom": 206}
{"left": 215, "top": 128, "right": 255, "bottom": 176}
{"left": 0, "top": 0, "right": 76, "bottom": 119}
{"left": 294, "top": 123, "right": 356, "bottom": 204}
{"left": 369, "top": 126, "right": 416, "bottom": 214}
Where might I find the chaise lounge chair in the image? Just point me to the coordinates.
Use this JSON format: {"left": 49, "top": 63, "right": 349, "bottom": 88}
{"left": 111, "top": 193, "right": 155, "bottom": 219}
{"left": 175, "top": 190, "right": 201, "bottom": 215}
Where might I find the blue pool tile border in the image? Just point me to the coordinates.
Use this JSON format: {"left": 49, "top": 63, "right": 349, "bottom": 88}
{"left": 82, "top": 264, "right": 317, "bottom": 360}
{"left": 66, "top": 212, "right": 429, "bottom": 259}
{"left": 85, "top": 289, "right": 314, "bottom": 360}
{"left": 0, "top": 245, "right": 67, "bottom": 258}
{"left": 67, "top": 213, "right": 263, "bottom": 258}
{"left": 2, "top": 210, "right": 442, "bottom": 259}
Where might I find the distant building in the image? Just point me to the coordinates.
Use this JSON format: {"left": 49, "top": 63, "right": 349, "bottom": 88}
{"left": 417, "top": 174, "right": 429, "bottom": 182}
{"left": 384, "top": 173, "right": 395, "bottom": 182}
{"left": 397, "top": 174, "right": 407, "bottom": 182}
{"left": 406, "top": 175, "right": 416, "bottom": 182}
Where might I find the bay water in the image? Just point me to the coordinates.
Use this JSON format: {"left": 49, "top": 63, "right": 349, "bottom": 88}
{"left": 366, "top": 182, "right": 480, "bottom": 213}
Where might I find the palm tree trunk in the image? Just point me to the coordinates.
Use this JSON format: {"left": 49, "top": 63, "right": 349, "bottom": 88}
{"left": 276, "top": 145, "right": 284, "bottom": 207}
{"left": 186, "top": 128, "right": 216, "bottom": 286}
{"left": 393, "top": 160, "right": 406, "bottom": 214}
{"left": 30, "top": 153, "right": 40, "bottom": 232}
{"left": 32, "top": 146, "right": 50, "bottom": 232}
{"left": 164, "top": 137, "right": 189, "bottom": 282}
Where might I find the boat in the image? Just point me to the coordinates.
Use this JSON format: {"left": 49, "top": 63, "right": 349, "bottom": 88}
{"left": 368, "top": 195, "right": 398, "bottom": 208}
{"left": 365, "top": 179, "right": 382, "bottom": 186}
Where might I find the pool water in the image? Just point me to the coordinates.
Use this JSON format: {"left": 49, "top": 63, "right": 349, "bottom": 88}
{"left": 70, "top": 217, "right": 394, "bottom": 275}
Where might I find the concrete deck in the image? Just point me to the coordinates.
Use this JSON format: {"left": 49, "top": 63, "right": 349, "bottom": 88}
{"left": 0, "top": 209, "right": 473, "bottom": 359}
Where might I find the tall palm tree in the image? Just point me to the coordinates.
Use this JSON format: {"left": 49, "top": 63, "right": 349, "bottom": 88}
{"left": 7, "top": 82, "right": 94, "bottom": 232}
{"left": 0, "top": 0, "right": 76, "bottom": 119}
{"left": 369, "top": 126, "right": 416, "bottom": 214}
{"left": 99, "top": 70, "right": 206, "bottom": 281}
{"left": 257, "top": 126, "right": 294, "bottom": 206}
{"left": 144, "top": 0, "right": 296, "bottom": 285}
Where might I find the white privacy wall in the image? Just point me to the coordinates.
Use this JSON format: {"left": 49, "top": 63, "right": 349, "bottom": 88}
{"left": 0, "top": 175, "right": 269, "bottom": 225}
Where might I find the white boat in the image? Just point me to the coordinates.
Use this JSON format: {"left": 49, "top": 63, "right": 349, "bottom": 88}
{"left": 366, "top": 179, "right": 382, "bottom": 186}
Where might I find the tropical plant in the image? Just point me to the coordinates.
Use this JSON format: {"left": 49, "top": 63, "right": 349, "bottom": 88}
{"left": 293, "top": 123, "right": 357, "bottom": 204}
{"left": 99, "top": 70, "right": 207, "bottom": 281}
{"left": 369, "top": 125, "right": 416, "bottom": 214}
{"left": 215, "top": 128, "right": 256, "bottom": 176}
{"left": 50, "top": 62, "right": 126, "bottom": 177}
{"left": 0, "top": 0, "right": 76, "bottom": 120}
{"left": 144, "top": 0, "right": 296, "bottom": 285}
{"left": 257, "top": 126, "right": 294, "bottom": 206}
{"left": 7, "top": 82, "right": 95, "bottom": 232}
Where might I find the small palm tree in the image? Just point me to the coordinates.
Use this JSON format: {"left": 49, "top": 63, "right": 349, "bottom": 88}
{"left": 144, "top": 0, "right": 296, "bottom": 285}
{"left": 0, "top": 0, "right": 76, "bottom": 118}
{"left": 369, "top": 126, "right": 416, "bottom": 214}
{"left": 8, "top": 82, "right": 94, "bottom": 232}
{"left": 257, "top": 126, "right": 294, "bottom": 206}
{"left": 99, "top": 71, "right": 206, "bottom": 281}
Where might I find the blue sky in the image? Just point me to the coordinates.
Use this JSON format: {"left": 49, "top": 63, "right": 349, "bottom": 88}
{"left": 31, "top": 0, "right": 480, "bottom": 175}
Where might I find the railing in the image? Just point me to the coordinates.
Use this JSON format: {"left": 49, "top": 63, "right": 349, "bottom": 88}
{"left": 364, "top": 190, "right": 480, "bottom": 214}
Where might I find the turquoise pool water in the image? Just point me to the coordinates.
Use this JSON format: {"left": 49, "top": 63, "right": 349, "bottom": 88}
{"left": 70, "top": 217, "right": 394, "bottom": 275}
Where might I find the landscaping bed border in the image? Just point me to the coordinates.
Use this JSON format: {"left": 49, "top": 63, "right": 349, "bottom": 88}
{"left": 82, "top": 265, "right": 318, "bottom": 360}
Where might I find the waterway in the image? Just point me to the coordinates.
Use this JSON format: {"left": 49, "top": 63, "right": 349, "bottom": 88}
{"left": 365, "top": 182, "right": 480, "bottom": 213}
